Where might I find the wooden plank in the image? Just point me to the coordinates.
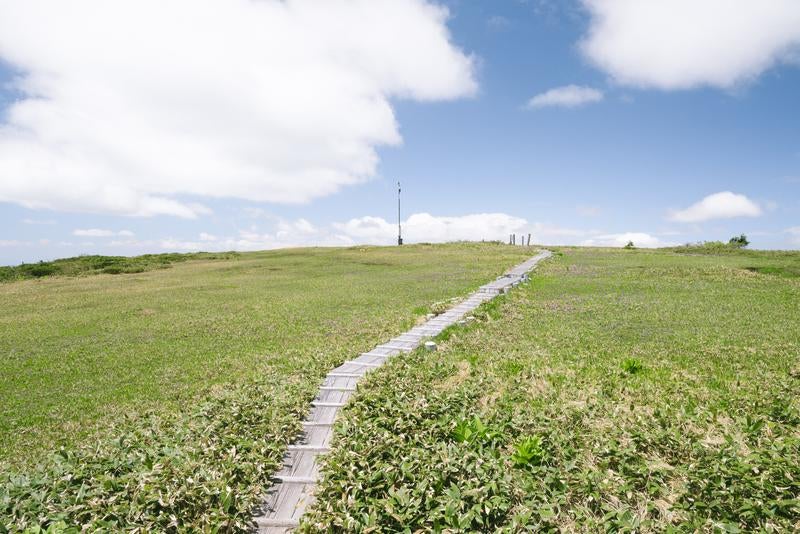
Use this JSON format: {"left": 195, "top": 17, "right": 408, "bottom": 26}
{"left": 256, "top": 518, "right": 300, "bottom": 528}
{"left": 344, "top": 360, "right": 381, "bottom": 367}
{"left": 311, "top": 400, "right": 345, "bottom": 407}
{"left": 287, "top": 445, "right": 330, "bottom": 453}
{"left": 380, "top": 344, "right": 413, "bottom": 351}
{"left": 274, "top": 475, "right": 317, "bottom": 484}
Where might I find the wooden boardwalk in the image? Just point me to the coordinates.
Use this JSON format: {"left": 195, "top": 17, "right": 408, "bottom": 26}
{"left": 251, "top": 250, "right": 552, "bottom": 532}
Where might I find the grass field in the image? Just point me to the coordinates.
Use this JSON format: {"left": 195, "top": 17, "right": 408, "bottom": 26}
{"left": 303, "top": 247, "right": 800, "bottom": 532}
{"left": 0, "top": 243, "right": 531, "bottom": 531}
{"left": 0, "top": 251, "right": 240, "bottom": 282}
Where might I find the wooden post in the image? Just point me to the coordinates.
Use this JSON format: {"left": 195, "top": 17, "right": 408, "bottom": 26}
{"left": 527, "top": 234, "right": 531, "bottom": 246}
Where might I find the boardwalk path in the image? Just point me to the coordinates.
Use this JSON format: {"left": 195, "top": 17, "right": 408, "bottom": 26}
{"left": 252, "top": 250, "right": 552, "bottom": 532}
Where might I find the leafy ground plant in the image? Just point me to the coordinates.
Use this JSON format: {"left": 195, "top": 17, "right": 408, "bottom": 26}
{"left": 0, "top": 243, "right": 530, "bottom": 531}
{"left": 302, "top": 246, "right": 800, "bottom": 532}
{"left": 621, "top": 357, "right": 644, "bottom": 375}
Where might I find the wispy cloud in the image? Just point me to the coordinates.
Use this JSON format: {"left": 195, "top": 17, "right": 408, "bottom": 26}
{"left": 581, "top": 232, "right": 676, "bottom": 248}
{"left": 73, "top": 229, "right": 134, "bottom": 237}
{"left": 576, "top": 205, "right": 602, "bottom": 217}
{"left": 668, "top": 192, "right": 763, "bottom": 223}
{"left": 526, "top": 85, "right": 603, "bottom": 109}
{"left": 487, "top": 15, "right": 510, "bottom": 31}
{"left": 786, "top": 227, "right": 800, "bottom": 245}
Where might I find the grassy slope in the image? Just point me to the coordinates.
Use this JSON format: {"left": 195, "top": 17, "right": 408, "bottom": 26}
{"left": 0, "top": 252, "right": 240, "bottom": 282}
{"left": 0, "top": 243, "right": 529, "bottom": 463}
{"left": 0, "top": 243, "right": 531, "bottom": 531}
{"left": 303, "top": 247, "right": 800, "bottom": 532}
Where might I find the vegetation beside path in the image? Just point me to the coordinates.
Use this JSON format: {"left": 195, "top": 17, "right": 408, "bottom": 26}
{"left": 303, "top": 247, "right": 800, "bottom": 532}
{"left": 0, "top": 243, "right": 530, "bottom": 531}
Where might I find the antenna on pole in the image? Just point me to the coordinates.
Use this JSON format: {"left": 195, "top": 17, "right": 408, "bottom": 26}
{"left": 397, "top": 181, "right": 403, "bottom": 246}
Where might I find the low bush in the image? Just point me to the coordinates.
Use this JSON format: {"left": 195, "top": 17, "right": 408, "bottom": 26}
{"left": 0, "top": 378, "right": 312, "bottom": 531}
{"left": 0, "top": 252, "right": 240, "bottom": 282}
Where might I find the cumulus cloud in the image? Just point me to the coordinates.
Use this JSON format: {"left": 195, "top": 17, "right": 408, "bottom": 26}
{"left": 581, "top": 232, "right": 674, "bottom": 248}
{"left": 0, "top": 0, "right": 475, "bottom": 217}
{"left": 73, "top": 228, "right": 134, "bottom": 237}
{"left": 127, "top": 212, "right": 590, "bottom": 254}
{"left": 580, "top": 0, "right": 800, "bottom": 90}
{"left": 669, "top": 192, "right": 763, "bottom": 223}
{"left": 526, "top": 85, "right": 604, "bottom": 109}
{"left": 335, "top": 212, "right": 529, "bottom": 243}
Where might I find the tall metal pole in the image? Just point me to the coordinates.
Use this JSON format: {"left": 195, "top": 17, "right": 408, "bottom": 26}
{"left": 397, "top": 181, "right": 403, "bottom": 245}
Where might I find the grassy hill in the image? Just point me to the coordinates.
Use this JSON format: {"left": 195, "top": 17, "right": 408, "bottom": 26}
{"left": 303, "top": 246, "right": 800, "bottom": 532}
{"left": 0, "top": 243, "right": 531, "bottom": 531}
{"left": 0, "top": 251, "right": 240, "bottom": 281}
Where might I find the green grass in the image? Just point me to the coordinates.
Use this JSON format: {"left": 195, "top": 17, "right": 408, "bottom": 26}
{"left": 0, "top": 252, "right": 239, "bottom": 281}
{"left": 0, "top": 243, "right": 531, "bottom": 531}
{"left": 302, "top": 247, "right": 800, "bottom": 532}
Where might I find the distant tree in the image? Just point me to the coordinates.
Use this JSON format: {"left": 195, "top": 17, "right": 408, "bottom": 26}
{"left": 624, "top": 241, "right": 635, "bottom": 249}
{"left": 728, "top": 234, "right": 749, "bottom": 248}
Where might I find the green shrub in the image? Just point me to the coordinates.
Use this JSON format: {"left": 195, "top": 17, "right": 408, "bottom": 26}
{"left": 0, "top": 378, "right": 308, "bottom": 531}
{"left": 511, "top": 435, "right": 546, "bottom": 468}
{"left": 1, "top": 252, "right": 240, "bottom": 283}
{"left": 452, "top": 416, "right": 503, "bottom": 446}
{"left": 621, "top": 358, "right": 644, "bottom": 375}
{"left": 728, "top": 234, "right": 749, "bottom": 248}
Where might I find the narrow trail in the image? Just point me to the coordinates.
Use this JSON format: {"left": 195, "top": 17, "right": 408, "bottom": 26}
{"left": 252, "top": 250, "right": 552, "bottom": 532}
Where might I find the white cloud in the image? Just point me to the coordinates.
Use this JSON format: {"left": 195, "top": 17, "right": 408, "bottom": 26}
{"left": 335, "top": 212, "right": 529, "bottom": 243}
{"left": 576, "top": 205, "right": 602, "bottom": 217}
{"left": 0, "top": 0, "right": 475, "bottom": 217}
{"left": 139, "top": 212, "right": 579, "bottom": 252}
{"left": 526, "top": 85, "right": 603, "bottom": 109}
{"left": 73, "top": 228, "right": 134, "bottom": 237}
{"left": 580, "top": 0, "right": 800, "bottom": 90}
{"left": 581, "top": 232, "right": 674, "bottom": 248}
{"left": 334, "top": 213, "right": 598, "bottom": 245}
{"left": 787, "top": 227, "right": 800, "bottom": 245}
{"left": 487, "top": 15, "right": 511, "bottom": 30}
{"left": 669, "top": 192, "right": 763, "bottom": 223}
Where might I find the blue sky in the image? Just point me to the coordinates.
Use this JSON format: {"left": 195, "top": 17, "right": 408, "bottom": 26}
{"left": 1, "top": 0, "right": 799, "bottom": 265}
